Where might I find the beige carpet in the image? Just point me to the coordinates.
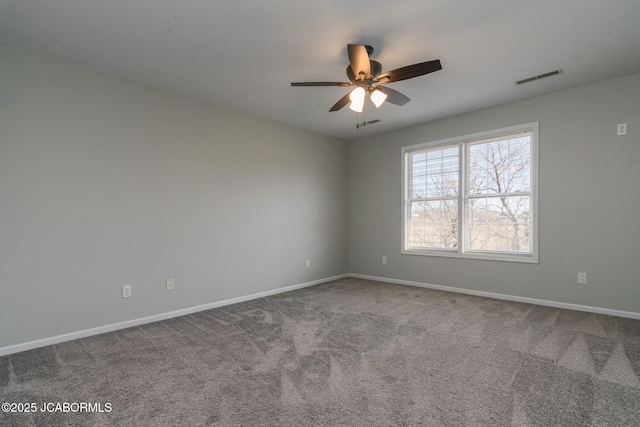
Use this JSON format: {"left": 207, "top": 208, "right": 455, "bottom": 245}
{"left": 2, "top": 277, "right": 640, "bottom": 426}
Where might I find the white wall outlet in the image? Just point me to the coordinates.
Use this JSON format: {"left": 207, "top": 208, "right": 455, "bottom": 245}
{"left": 382, "top": 256, "right": 387, "bottom": 264}
{"left": 166, "top": 279, "right": 175, "bottom": 291}
{"left": 617, "top": 123, "right": 627, "bottom": 136}
{"left": 578, "top": 272, "right": 587, "bottom": 284}
{"left": 122, "top": 285, "right": 132, "bottom": 298}
{"left": 306, "top": 259, "right": 311, "bottom": 268}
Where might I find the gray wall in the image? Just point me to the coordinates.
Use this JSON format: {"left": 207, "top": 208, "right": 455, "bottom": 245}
{"left": 349, "top": 72, "right": 640, "bottom": 313}
{"left": 0, "top": 43, "right": 348, "bottom": 349}
{"left": 2, "top": 40, "right": 639, "bottom": 352}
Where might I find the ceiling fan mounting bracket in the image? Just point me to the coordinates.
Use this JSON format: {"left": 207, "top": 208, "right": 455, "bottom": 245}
{"left": 364, "top": 45, "right": 374, "bottom": 57}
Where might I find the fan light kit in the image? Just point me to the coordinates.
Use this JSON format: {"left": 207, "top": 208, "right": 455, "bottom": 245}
{"left": 291, "top": 44, "right": 442, "bottom": 127}
{"left": 349, "top": 87, "right": 366, "bottom": 112}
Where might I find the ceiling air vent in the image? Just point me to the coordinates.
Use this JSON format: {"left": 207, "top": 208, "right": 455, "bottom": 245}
{"left": 515, "top": 69, "right": 563, "bottom": 85}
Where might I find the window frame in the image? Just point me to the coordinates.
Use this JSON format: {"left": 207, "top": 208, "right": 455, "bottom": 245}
{"left": 401, "top": 122, "right": 539, "bottom": 263}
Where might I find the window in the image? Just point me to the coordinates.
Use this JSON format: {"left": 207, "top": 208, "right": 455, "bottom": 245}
{"left": 402, "top": 122, "right": 538, "bottom": 263}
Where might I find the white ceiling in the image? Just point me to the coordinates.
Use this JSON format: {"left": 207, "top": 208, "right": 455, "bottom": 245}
{"left": 2, "top": 0, "right": 640, "bottom": 141}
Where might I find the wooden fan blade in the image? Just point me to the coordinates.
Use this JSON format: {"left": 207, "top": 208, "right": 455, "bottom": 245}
{"left": 347, "top": 44, "right": 370, "bottom": 80}
{"left": 374, "top": 86, "right": 411, "bottom": 106}
{"left": 291, "top": 82, "right": 351, "bottom": 87}
{"left": 377, "top": 59, "right": 442, "bottom": 84}
{"left": 329, "top": 92, "right": 352, "bottom": 112}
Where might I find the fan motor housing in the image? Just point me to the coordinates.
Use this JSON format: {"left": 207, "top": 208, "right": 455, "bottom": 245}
{"left": 346, "top": 60, "right": 382, "bottom": 82}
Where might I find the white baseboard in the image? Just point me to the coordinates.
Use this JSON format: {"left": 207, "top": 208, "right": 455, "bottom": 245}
{"left": 4, "top": 272, "right": 637, "bottom": 357}
{"left": 348, "top": 273, "right": 640, "bottom": 320}
{"left": 0, "top": 274, "right": 348, "bottom": 357}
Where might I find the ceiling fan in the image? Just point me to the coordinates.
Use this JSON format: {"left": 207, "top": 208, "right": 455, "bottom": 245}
{"left": 291, "top": 44, "right": 442, "bottom": 113}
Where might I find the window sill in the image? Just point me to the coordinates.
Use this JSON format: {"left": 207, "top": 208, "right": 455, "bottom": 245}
{"left": 401, "top": 248, "right": 539, "bottom": 264}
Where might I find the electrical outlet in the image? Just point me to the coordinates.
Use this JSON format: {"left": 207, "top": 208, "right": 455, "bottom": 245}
{"left": 578, "top": 272, "right": 587, "bottom": 284}
{"left": 306, "top": 259, "right": 311, "bottom": 268}
{"left": 122, "top": 285, "right": 132, "bottom": 298}
{"left": 617, "top": 123, "right": 627, "bottom": 136}
{"left": 382, "top": 256, "right": 387, "bottom": 264}
{"left": 166, "top": 279, "right": 175, "bottom": 291}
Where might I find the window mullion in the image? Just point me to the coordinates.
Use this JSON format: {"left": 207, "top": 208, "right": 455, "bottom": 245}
{"left": 459, "top": 142, "right": 466, "bottom": 255}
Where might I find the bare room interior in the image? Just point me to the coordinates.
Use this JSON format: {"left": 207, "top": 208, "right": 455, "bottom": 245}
{"left": 1, "top": 1, "right": 639, "bottom": 425}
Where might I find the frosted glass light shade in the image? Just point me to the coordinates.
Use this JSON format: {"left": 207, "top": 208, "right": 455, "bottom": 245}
{"left": 370, "top": 89, "right": 387, "bottom": 107}
{"left": 348, "top": 87, "right": 365, "bottom": 112}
